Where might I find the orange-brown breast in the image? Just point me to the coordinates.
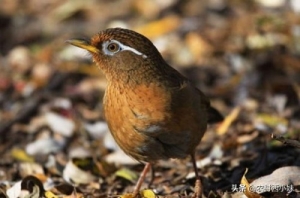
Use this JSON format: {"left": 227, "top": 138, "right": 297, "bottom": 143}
{"left": 103, "top": 80, "right": 208, "bottom": 162}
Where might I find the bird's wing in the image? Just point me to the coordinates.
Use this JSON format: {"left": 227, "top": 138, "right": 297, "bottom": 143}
{"left": 193, "top": 87, "right": 223, "bottom": 123}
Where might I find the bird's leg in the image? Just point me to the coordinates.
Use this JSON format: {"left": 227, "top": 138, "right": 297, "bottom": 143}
{"left": 132, "top": 162, "right": 152, "bottom": 197}
{"left": 148, "top": 165, "right": 155, "bottom": 187}
{"left": 191, "top": 153, "right": 202, "bottom": 198}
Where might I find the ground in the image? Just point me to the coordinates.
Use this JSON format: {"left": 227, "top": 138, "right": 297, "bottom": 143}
{"left": 0, "top": 0, "right": 299, "bottom": 197}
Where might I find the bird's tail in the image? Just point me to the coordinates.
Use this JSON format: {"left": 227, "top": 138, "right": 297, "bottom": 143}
{"left": 208, "top": 107, "right": 223, "bottom": 124}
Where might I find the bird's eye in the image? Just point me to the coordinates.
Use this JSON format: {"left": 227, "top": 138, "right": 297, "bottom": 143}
{"left": 107, "top": 43, "right": 120, "bottom": 52}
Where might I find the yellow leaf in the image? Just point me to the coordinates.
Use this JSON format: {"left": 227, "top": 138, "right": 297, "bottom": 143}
{"left": 257, "top": 113, "right": 288, "bottom": 127}
{"left": 118, "top": 190, "right": 156, "bottom": 198}
{"left": 119, "top": 193, "right": 135, "bottom": 198}
{"left": 45, "top": 191, "right": 59, "bottom": 198}
{"left": 140, "top": 189, "right": 157, "bottom": 198}
{"left": 115, "top": 168, "right": 138, "bottom": 182}
{"left": 11, "top": 148, "right": 34, "bottom": 162}
{"left": 135, "top": 15, "right": 180, "bottom": 39}
{"left": 217, "top": 106, "right": 241, "bottom": 135}
{"left": 240, "top": 169, "right": 260, "bottom": 198}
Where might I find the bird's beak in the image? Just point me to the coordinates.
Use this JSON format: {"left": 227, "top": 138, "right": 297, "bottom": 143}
{"left": 66, "top": 39, "right": 99, "bottom": 54}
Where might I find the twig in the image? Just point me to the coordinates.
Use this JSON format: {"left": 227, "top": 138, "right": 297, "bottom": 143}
{"left": 271, "top": 134, "right": 300, "bottom": 149}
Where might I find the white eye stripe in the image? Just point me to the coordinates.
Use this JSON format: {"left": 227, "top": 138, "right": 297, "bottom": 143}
{"left": 102, "top": 39, "right": 147, "bottom": 58}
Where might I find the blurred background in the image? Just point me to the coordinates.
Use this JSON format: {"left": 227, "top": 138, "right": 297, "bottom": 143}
{"left": 0, "top": 0, "right": 300, "bottom": 197}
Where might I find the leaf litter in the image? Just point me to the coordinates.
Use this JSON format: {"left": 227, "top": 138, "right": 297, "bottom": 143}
{"left": 0, "top": 0, "right": 300, "bottom": 197}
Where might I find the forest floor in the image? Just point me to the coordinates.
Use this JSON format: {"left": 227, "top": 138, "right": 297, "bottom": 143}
{"left": 0, "top": 0, "right": 299, "bottom": 197}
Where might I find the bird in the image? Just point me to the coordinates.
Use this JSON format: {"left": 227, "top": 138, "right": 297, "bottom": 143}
{"left": 67, "top": 28, "right": 223, "bottom": 197}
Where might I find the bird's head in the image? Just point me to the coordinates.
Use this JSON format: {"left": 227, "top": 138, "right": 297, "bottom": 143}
{"left": 67, "top": 28, "right": 165, "bottom": 82}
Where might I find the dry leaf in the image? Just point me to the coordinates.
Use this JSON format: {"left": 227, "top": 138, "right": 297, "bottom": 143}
{"left": 45, "top": 191, "right": 59, "bottom": 198}
{"left": 135, "top": 15, "right": 180, "bottom": 39}
{"left": 115, "top": 168, "right": 138, "bottom": 183}
{"left": 63, "top": 160, "right": 97, "bottom": 184}
{"left": 256, "top": 113, "right": 288, "bottom": 128}
{"left": 240, "top": 168, "right": 260, "bottom": 198}
{"left": 11, "top": 148, "right": 34, "bottom": 162}
{"left": 45, "top": 112, "right": 75, "bottom": 137}
{"left": 139, "top": 189, "right": 157, "bottom": 198}
{"left": 19, "top": 163, "right": 44, "bottom": 178}
{"left": 119, "top": 189, "right": 157, "bottom": 198}
{"left": 217, "top": 106, "right": 241, "bottom": 135}
{"left": 250, "top": 166, "right": 300, "bottom": 194}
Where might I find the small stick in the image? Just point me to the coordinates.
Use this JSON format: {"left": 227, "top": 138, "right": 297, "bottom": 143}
{"left": 271, "top": 134, "right": 300, "bottom": 148}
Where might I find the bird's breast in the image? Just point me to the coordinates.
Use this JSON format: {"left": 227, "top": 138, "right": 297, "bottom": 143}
{"left": 103, "top": 83, "right": 171, "bottom": 160}
{"left": 103, "top": 82, "right": 207, "bottom": 161}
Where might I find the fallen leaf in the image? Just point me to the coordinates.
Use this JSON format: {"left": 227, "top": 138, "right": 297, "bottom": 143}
{"left": 115, "top": 168, "right": 138, "bottom": 183}
{"left": 63, "top": 160, "right": 97, "bottom": 184}
{"left": 45, "top": 191, "right": 59, "bottom": 198}
{"left": 11, "top": 148, "right": 34, "bottom": 162}
{"left": 256, "top": 113, "right": 288, "bottom": 128}
{"left": 119, "top": 189, "right": 157, "bottom": 198}
{"left": 45, "top": 112, "right": 75, "bottom": 137}
{"left": 135, "top": 15, "right": 180, "bottom": 39}
{"left": 217, "top": 106, "right": 241, "bottom": 135}
{"left": 240, "top": 168, "right": 260, "bottom": 198}
{"left": 140, "top": 189, "right": 157, "bottom": 198}
{"left": 250, "top": 166, "right": 300, "bottom": 194}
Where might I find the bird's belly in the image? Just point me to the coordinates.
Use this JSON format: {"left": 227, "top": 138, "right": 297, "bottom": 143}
{"left": 104, "top": 105, "right": 168, "bottom": 161}
{"left": 103, "top": 84, "right": 207, "bottom": 162}
{"left": 104, "top": 101, "right": 204, "bottom": 162}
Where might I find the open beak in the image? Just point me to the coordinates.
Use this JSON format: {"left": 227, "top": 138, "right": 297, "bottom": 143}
{"left": 66, "top": 39, "right": 99, "bottom": 54}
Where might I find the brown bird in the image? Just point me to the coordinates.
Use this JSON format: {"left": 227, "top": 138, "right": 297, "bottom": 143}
{"left": 67, "top": 28, "right": 223, "bottom": 197}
